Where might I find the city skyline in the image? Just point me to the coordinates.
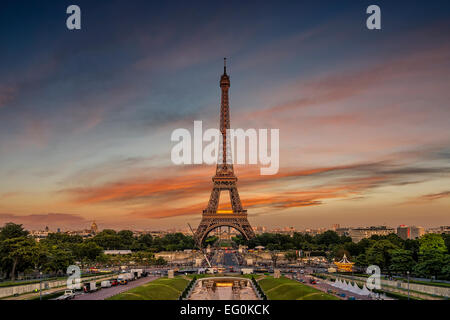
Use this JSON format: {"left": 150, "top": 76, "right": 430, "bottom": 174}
{"left": 1, "top": 1, "right": 450, "bottom": 231}
{"left": 16, "top": 220, "right": 449, "bottom": 235}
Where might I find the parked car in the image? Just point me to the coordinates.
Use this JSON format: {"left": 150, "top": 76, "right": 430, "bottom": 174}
{"left": 110, "top": 279, "right": 119, "bottom": 286}
{"left": 101, "top": 280, "right": 111, "bottom": 288}
{"left": 118, "top": 274, "right": 131, "bottom": 285}
{"left": 83, "top": 281, "right": 98, "bottom": 293}
{"left": 131, "top": 269, "right": 143, "bottom": 279}
{"left": 56, "top": 290, "right": 75, "bottom": 300}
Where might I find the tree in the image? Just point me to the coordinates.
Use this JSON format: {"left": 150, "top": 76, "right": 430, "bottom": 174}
{"left": 93, "top": 230, "right": 122, "bottom": 250}
{"left": 118, "top": 230, "right": 135, "bottom": 248}
{"left": 43, "top": 246, "right": 75, "bottom": 274}
{"left": 205, "top": 236, "right": 218, "bottom": 246}
{"left": 366, "top": 240, "right": 398, "bottom": 273}
{"left": 155, "top": 257, "right": 167, "bottom": 266}
{"left": 344, "top": 242, "right": 361, "bottom": 257}
{"left": 314, "top": 231, "right": 341, "bottom": 246}
{"left": 441, "top": 255, "right": 450, "bottom": 280}
{"left": 137, "top": 234, "right": 153, "bottom": 248}
{"left": 442, "top": 233, "right": 450, "bottom": 254}
{"left": 354, "top": 253, "right": 367, "bottom": 267}
{"left": 0, "top": 223, "right": 29, "bottom": 240}
{"left": 389, "top": 249, "right": 415, "bottom": 275}
{"left": 284, "top": 251, "right": 297, "bottom": 263}
{"left": 414, "top": 234, "right": 447, "bottom": 279}
{"left": 73, "top": 242, "right": 102, "bottom": 267}
{"left": 131, "top": 251, "right": 155, "bottom": 266}
{"left": 44, "top": 233, "right": 83, "bottom": 245}
{"left": 418, "top": 234, "right": 447, "bottom": 256}
{"left": 404, "top": 239, "right": 420, "bottom": 262}
{"left": 0, "top": 236, "right": 38, "bottom": 280}
{"left": 332, "top": 246, "right": 351, "bottom": 261}
{"left": 270, "top": 251, "right": 279, "bottom": 267}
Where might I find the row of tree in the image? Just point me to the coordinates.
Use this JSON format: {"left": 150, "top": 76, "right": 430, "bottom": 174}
{"left": 2, "top": 222, "right": 449, "bottom": 281}
{"left": 0, "top": 223, "right": 172, "bottom": 280}
{"left": 235, "top": 231, "right": 450, "bottom": 280}
{"left": 92, "top": 229, "right": 196, "bottom": 251}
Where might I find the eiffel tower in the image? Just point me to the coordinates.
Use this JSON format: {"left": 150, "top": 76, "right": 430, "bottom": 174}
{"left": 194, "top": 58, "right": 255, "bottom": 244}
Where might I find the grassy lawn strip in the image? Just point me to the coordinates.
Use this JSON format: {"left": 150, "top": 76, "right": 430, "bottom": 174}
{"left": 107, "top": 277, "right": 189, "bottom": 300}
{"left": 258, "top": 276, "right": 339, "bottom": 300}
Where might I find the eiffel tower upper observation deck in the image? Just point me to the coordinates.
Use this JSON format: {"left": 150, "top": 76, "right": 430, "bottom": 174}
{"left": 194, "top": 59, "right": 255, "bottom": 244}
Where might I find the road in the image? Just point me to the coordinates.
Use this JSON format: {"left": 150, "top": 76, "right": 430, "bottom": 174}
{"left": 223, "top": 252, "right": 239, "bottom": 266}
{"left": 4, "top": 274, "right": 117, "bottom": 300}
{"left": 287, "top": 273, "right": 373, "bottom": 300}
{"left": 72, "top": 276, "right": 158, "bottom": 300}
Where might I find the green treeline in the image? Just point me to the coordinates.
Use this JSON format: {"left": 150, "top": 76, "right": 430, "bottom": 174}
{"left": 234, "top": 231, "right": 450, "bottom": 280}
{"left": 1, "top": 222, "right": 449, "bottom": 281}
{"left": 0, "top": 223, "right": 195, "bottom": 281}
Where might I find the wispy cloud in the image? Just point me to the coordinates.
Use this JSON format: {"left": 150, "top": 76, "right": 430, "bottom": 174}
{"left": 58, "top": 144, "right": 450, "bottom": 220}
{"left": 0, "top": 86, "right": 15, "bottom": 108}
{"left": 420, "top": 191, "right": 450, "bottom": 201}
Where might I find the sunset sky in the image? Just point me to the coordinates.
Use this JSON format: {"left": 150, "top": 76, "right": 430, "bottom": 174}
{"left": 0, "top": 1, "right": 449, "bottom": 231}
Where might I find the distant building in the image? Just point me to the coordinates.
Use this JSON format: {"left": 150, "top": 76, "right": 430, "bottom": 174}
{"left": 331, "top": 224, "right": 340, "bottom": 231}
{"left": 397, "top": 225, "right": 426, "bottom": 240}
{"left": 336, "top": 227, "right": 350, "bottom": 237}
{"left": 104, "top": 250, "right": 132, "bottom": 255}
{"left": 349, "top": 226, "right": 395, "bottom": 242}
{"left": 253, "top": 226, "right": 267, "bottom": 235}
{"left": 397, "top": 225, "right": 410, "bottom": 240}
{"left": 303, "top": 228, "right": 327, "bottom": 236}
{"left": 90, "top": 221, "right": 99, "bottom": 234}
{"left": 30, "top": 230, "right": 49, "bottom": 242}
{"left": 410, "top": 226, "right": 425, "bottom": 239}
{"left": 427, "top": 226, "right": 450, "bottom": 235}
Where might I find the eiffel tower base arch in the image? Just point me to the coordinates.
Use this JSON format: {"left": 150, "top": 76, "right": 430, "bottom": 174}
{"left": 194, "top": 214, "right": 255, "bottom": 245}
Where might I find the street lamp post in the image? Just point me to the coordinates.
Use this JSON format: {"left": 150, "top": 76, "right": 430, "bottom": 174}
{"left": 39, "top": 272, "right": 43, "bottom": 301}
{"left": 407, "top": 271, "right": 410, "bottom": 300}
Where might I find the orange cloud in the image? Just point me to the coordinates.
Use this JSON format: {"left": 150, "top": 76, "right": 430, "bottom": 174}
{"left": 60, "top": 160, "right": 408, "bottom": 220}
{"left": 405, "top": 191, "right": 450, "bottom": 204}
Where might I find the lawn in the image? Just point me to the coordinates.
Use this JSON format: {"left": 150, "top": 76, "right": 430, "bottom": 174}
{"left": 258, "top": 276, "right": 339, "bottom": 300}
{"left": 107, "top": 277, "right": 189, "bottom": 300}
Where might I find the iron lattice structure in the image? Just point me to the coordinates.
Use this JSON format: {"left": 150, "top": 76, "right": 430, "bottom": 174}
{"left": 194, "top": 59, "right": 255, "bottom": 244}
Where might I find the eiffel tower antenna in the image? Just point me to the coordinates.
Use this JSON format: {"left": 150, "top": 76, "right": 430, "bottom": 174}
{"left": 193, "top": 60, "right": 255, "bottom": 245}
